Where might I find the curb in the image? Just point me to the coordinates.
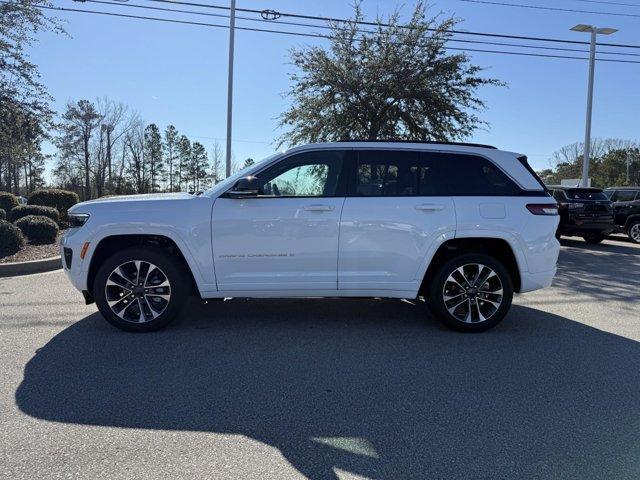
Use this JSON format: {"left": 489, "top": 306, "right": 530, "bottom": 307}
{"left": 0, "top": 256, "right": 62, "bottom": 278}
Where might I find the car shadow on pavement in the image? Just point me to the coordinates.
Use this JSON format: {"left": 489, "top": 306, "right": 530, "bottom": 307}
{"left": 15, "top": 299, "right": 640, "bottom": 480}
{"left": 560, "top": 237, "right": 639, "bottom": 255}
{"left": 554, "top": 240, "right": 640, "bottom": 304}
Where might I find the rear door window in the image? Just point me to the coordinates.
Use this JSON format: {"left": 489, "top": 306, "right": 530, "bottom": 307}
{"left": 439, "top": 154, "right": 521, "bottom": 196}
{"left": 350, "top": 150, "right": 447, "bottom": 196}
{"left": 612, "top": 190, "right": 638, "bottom": 202}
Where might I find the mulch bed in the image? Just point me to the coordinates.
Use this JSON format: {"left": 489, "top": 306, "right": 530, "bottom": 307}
{"left": 0, "top": 230, "right": 65, "bottom": 264}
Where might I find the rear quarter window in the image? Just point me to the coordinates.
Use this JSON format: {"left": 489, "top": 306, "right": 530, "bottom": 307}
{"left": 438, "top": 154, "right": 521, "bottom": 196}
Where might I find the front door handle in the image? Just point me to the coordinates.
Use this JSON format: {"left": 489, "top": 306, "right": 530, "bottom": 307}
{"left": 304, "top": 204, "right": 334, "bottom": 212}
{"left": 415, "top": 203, "right": 445, "bottom": 212}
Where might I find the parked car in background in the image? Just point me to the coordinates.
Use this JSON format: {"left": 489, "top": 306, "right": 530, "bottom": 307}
{"left": 604, "top": 186, "right": 640, "bottom": 243}
{"left": 61, "top": 141, "right": 560, "bottom": 333}
{"left": 548, "top": 186, "right": 615, "bottom": 244}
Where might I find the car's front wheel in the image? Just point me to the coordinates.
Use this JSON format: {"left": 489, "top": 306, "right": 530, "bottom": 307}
{"left": 427, "top": 253, "right": 514, "bottom": 332}
{"left": 94, "top": 246, "right": 189, "bottom": 332}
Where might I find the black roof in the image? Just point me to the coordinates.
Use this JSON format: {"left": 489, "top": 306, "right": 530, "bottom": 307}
{"left": 335, "top": 140, "right": 498, "bottom": 149}
{"left": 604, "top": 186, "right": 640, "bottom": 190}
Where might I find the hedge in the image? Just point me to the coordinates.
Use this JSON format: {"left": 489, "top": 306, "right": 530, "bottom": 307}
{"left": 0, "top": 208, "right": 5, "bottom": 221}
{"left": 10, "top": 204, "right": 60, "bottom": 223}
{"left": 15, "top": 215, "right": 59, "bottom": 244}
{"left": 28, "top": 189, "right": 78, "bottom": 219}
{"left": 0, "top": 220, "right": 26, "bottom": 256}
{"left": 0, "top": 191, "right": 19, "bottom": 213}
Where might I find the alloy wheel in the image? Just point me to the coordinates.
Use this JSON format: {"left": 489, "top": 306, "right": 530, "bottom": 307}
{"left": 630, "top": 223, "right": 640, "bottom": 243}
{"left": 104, "top": 260, "right": 171, "bottom": 323}
{"left": 442, "top": 263, "right": 504, "bottom": 323}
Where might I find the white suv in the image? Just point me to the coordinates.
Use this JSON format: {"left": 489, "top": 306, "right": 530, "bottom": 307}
{"left": 61, "top": 142, "right": 560, "bottom": 333}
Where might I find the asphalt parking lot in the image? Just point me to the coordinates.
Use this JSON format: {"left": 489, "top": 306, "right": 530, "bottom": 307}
{"left": 1, "top": 237, "right": 639, "bottom": 480}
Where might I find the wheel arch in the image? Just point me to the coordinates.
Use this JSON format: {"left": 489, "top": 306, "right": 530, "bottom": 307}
{"left": 624, "top": 214, "right": 640, "bottom": 231}
{"left": 419, "top": 237, "right": 522, "bottom": 295}
{"left": 87, "top": 234, "right": 200, "bottom": 300}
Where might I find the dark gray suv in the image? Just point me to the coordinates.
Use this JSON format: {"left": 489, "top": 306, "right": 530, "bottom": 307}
{"left": 604, "top": 187, "right": 640, "bottom": 243}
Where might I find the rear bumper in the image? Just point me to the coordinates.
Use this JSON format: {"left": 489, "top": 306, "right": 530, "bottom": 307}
{"left": 520, "top": 267, "right": 556, "bottom": 293}
{"left": 558, "top": 221, "right": 614, "bottom": 236}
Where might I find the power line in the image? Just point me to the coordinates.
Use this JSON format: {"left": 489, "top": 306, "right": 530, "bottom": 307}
{"left": 127, "top": 0, "right": 640, "bottom": 49}
{"left": 13, "top": 2, "right": 640, "bottom": 63}
{"left": 74, "top": 0, "right": 640, "bottom": 57}
{"left": 458, "top": 0, "right": 640, "bottom": 18}
{"left": 573, "top": 0, "right": 640, "bottom": 7}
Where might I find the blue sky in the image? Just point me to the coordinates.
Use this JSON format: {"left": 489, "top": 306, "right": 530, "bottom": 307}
{"left": 31, "top": 0, "right": 640, "bottom": 175}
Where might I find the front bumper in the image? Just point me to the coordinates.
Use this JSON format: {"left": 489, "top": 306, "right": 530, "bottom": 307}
{"left": 59, "top": 230, "right": 90, "bottom": 293}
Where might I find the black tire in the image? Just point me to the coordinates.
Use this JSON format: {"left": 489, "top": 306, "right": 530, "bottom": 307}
{"left": 94, "top": 246, "right": 189, "bottom": 332}
{"left": 627, "top": 220, "right": 640, "bottom": 244}
{"left": 427, "top": 253, "right": 514, "bottom": 333}
{"left": 582, "top": 233, "right": 605, "bottom": 244}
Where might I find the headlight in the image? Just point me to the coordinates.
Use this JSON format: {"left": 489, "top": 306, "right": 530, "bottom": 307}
{"left": 68, "top": 213, "right": 90, "bottom": 228}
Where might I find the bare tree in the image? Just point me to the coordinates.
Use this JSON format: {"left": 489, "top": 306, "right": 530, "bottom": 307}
{"left": 125, "top": 119, "right": 146, "bottom": 193}
{"left": 95, "top": 98, "right": 133, "bottom": 195}
{"left": 210, "top": 141, "right": 223, "bottom": 184}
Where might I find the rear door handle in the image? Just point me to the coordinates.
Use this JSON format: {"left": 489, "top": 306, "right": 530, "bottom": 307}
{"left": 415, "top": 203, "right": 445, "bottom": 212}
{"left": 304, "top": 204, "right": 334, "bottom": 212}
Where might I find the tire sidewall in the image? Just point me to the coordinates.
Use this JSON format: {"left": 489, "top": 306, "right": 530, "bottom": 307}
{"left": 428, "top": 252, "right": 514, "bottom": 333}
{"left": 628, "top": 221, "right": 640, "bottom": 244}
{"left": 94, "top": 246, "right": 189, "bottom": 332}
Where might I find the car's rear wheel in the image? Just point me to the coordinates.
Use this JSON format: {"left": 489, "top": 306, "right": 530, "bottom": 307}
{"left": 428, "top": 253, "right": 514, "bottom": 332}
{"left": 94, "top": 246, "right": 189, "bottom": 332}
{"left": 628, "top": 220, "right": 640, "bottom": 244}
{"left": 582, "top": 233, "right": 605, "bottom": 244}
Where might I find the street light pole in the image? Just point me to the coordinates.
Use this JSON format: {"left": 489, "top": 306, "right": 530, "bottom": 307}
{"left": 581, "top": 28, "right": 597, "bottom": 188}
{"left": 225, "top": 0, "right": 236, "bottom": 178}
{"left": 570, "top": 24, "right": 617, "bottom": 188}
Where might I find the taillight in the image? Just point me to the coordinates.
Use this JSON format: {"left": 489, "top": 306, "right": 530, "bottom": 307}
{"left": 526, "top": 204, "right": 559, "bottom": 215}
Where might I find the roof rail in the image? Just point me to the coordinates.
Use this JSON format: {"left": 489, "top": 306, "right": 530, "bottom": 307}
{"left": 334, "top": 139, "right": 498, "bottom": 149}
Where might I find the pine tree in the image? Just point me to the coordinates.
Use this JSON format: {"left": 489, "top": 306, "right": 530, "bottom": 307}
{"left": 164, "top": 125, "right": 178, "bottom": 192}
{"left": 176, "top": 135, "right": 191, "bottom": 192}
{"left": 143, "top": 123, "right": 163, "bottom": 192}
{"left": 190, "top": 142, "right": 209, "bottom": 192}
{"left": 57, "top": 100, "right": 102, "bottom": 200}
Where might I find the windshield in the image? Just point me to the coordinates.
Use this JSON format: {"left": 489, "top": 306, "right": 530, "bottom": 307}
{"left": 201, "top": 153, "right": 282, "bottom": 197}
{"left": 565, "top": 189, "right": 608, "bottom": 201}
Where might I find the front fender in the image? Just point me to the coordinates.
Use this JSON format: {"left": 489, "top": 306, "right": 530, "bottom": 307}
{"left": 83, "top": 225, "right": 215, "bottom": 296}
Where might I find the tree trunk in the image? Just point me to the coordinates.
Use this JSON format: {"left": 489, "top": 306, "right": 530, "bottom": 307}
{"left": 84, "top": 135, "right": 91, "bottom": 200}
{"left": 106, "top": 128, "right": 112, "bottom": 192}
{"left": 169, "top": 148, "right": 173, "bottom": 192}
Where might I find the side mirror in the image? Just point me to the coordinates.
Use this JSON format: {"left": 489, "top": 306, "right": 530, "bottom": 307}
{"left": 228, "top": 176, "right": 260, "bottom": 198}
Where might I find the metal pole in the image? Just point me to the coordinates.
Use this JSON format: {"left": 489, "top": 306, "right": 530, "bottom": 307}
{"left": 627, "top": 151, "right": 631, "bottom": 184}
{"left": 581, "top": 28, "right": 597, "bottom": 188}
{"left": 225, "top": 0, "right": 236, "bottom": 178}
